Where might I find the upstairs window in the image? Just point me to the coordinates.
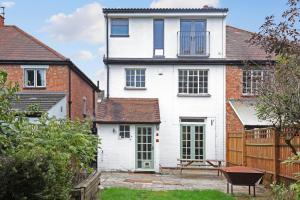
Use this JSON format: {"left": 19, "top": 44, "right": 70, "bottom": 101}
{"left": 125, "top": 69, "right": 146, "bottom": 89}
{"left": 111, "top": 19, "right": 129, "bottom": 37}
{"left": 153, "top": 19, "right": 164, "bottom": 57}
{"left": 119, "top": 125, "right": 130, "bottom": 139}
{"left": 24, "top": 68, "right": 46, "bottom": 88}
{"left": 178, "top": 69, "right": 208, "bottom": 95}
{"left": 243, "top": 70, "right": 268, "bottom": 95}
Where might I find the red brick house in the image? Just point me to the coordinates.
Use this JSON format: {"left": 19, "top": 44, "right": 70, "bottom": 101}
{"left": 0, "top": 15, "right": 100, "bottom": 120}
{"left": 225, "top": 26, "right": 274, "bottom": 162}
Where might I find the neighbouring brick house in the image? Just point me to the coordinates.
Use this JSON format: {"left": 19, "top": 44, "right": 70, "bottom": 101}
{"left": 0, "top": 15, "right": 100, "bottom": 120}
{"left": 225, "top": 26, "right": 274, "bottom": 163}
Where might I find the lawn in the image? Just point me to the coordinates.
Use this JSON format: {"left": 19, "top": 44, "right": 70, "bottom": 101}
{"left": 100, "top": 187, "right": 235, "bottom": 200}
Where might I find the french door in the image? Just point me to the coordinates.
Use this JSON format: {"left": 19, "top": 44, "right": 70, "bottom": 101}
{"left": 180, "top": 20, "right": 206, "bottom": 56}
{"left": 181, "top": 125, "right": 205, "bottom": 160}
{"left": 136, "top": 126, "right": 154, "bottom": 170}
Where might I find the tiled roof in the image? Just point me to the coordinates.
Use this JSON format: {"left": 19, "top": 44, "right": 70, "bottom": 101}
{"left": 226, "top": 26, "right": 272, "bottom": 61}
{"left": 12, "top": 92, "right": 66, "bottom": 112}
{"left": 96, "top": 98, "right": 160, "bottom": 124}
{"left": 0, "top": 26, "right": 66, "bottom": 61}
{"left": 103, "top": 8, "right": 229, "bottom": 14}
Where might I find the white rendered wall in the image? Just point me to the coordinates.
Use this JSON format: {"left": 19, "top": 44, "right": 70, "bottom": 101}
{"left": 97, "top": 124, "right": 160, "bottom": 172}
{"left": 108, "top": 16, "right": 226, "bottom": 59}
{"left": 108, "top": 65, "right": 226, "bottom": 167}
{"left": 47, "top": 97, "right": 67, "bottom": 119}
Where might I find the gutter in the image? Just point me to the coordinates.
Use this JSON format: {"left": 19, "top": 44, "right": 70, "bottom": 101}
{"left": 103, "top": 58, "right": 275, "bottom": 66}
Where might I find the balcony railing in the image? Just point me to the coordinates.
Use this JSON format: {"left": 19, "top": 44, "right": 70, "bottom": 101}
{"left": 177, "top": 31, "right": 210, "bottom": 57}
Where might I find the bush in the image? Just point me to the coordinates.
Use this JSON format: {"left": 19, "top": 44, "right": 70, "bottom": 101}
{"left": 0, "top": 70, "right": 99, "bottom": 199}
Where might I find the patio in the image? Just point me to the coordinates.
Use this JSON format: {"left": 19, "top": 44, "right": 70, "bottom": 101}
{"left": 100, "top": 169, "right": 271, "bottom": 199}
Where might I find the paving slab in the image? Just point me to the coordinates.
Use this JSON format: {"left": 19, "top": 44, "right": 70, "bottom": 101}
{"left": 100, "top": 169, "right": 272, "bottom": 199}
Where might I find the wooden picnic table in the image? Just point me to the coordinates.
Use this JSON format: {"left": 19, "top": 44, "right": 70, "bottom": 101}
{"left": 177, "top": 159, "right": 224, "bottom": 176}
{"left": 220, "top": 166, "right": 265, "bottom": 197}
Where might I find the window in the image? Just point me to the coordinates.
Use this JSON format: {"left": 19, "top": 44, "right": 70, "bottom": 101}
{"left": 243, "top": 70, "right": 268, "bottom": 95}
{"left": 119, "top": 125, "right": 130, "bottom": 139}
{"left": 24, "top": 68, "right": 46, "bottom": 87}
{"left": 154, "top": 19, "right": 164, "bottom": 56}
{"left": 126, "top": 69, "right": 146, "bottom": 88}
{"left": 111, "top": 19, "right": 129, "bottom": 36}
{"left": 178, "top": 69, "right": 208, "bottom": 95}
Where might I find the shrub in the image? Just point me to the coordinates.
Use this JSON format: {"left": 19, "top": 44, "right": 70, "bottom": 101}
{"left": 0, "top": 70, "right": 99, "bottom": 199}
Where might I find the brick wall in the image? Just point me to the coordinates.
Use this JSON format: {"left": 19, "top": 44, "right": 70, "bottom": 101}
{"left": 70, "top": 69, "right": 96, "bottom": 120}
{"left": 0, "top": 65, "right": 69, "bottom": 92}
{"left": 0, "top": 64, "right": 96, "bottom": 120}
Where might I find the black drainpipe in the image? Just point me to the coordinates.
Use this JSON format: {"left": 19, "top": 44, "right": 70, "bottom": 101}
{"left": 105, "top": 13, "right": 110, "bottom": 98}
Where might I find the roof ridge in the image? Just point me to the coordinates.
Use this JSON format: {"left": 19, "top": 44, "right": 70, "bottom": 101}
{"left": 226, "top": 25, "right": 255, "bottom": 35}
{"left": 11, "top": 25, "right": 66, "bottom": 61}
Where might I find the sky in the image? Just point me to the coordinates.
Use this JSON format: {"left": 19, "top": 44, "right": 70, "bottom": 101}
{"left": 0, "top": 0, "right": 287, "bottom": 90}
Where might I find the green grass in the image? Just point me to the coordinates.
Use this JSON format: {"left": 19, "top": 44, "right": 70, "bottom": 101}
{"left": 100, "top": 187, "right": 235, "bottom": 200}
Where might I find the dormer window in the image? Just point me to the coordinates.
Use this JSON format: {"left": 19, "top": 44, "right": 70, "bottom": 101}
{"left": 22, "top": 66, "right": 48, "bottom": 88}
{"left": 111, "top": 18, "right": 129, "bottom": 37}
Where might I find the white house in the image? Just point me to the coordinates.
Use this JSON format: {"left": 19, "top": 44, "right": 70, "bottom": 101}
{"left": 96, "top": 7, "right": 257, "bottom": 172}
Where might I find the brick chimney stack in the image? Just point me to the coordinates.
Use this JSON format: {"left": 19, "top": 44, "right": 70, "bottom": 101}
{"left": 0, "top": 7, "right": 5, "bottom": 28}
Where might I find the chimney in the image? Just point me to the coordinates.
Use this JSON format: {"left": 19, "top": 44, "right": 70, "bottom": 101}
{"left": 0, "top": 7, "right": 4, "bottom": 28}
{"left": 0, "top": 15, "right": 4, "bottom": 28}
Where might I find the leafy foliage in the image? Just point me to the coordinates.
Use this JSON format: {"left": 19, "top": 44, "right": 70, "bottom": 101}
{"left": 270, "top": 182, "right": 296, "bottom": 200}
{"left": 0, "top": 70, "right": 99, "bottom": 200}
{"left": 250, "top": 0, "right": 300, "bottom": 155}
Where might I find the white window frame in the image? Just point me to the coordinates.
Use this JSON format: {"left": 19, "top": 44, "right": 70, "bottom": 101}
{"left": 242, "top": 69, "right": 268, "bottom": 95}
{"left": 119, "top": 125, "right": 131, "bottom": 139}
{"left": 178, "top": 69, "right": 209, "bottom": 95}
{"left": 125, "top": 68, "right": 146, "bottom": 89}
{"left": 22, "top": 66, "right": 48, "bottom": 88}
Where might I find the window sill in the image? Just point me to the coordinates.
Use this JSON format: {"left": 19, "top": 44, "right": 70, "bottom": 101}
{"left": 23, "top": 87, "right": 46, "bottom": 89}
{"left": 241, "top": 94, "right": 257, "bottom": 97}
{"left": 124, "top": 87, "right": 147, "bottom": 91}
{"left": 177, "top": 54, "right": 210, "bottom": 58}
{"left": 110, "top": 34, "right": 129, "bottom": 37}
{"left": 177, "top": 93, "right": 211, "bottom": 97}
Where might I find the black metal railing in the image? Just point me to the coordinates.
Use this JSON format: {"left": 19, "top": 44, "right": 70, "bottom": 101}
{"left": 178, "top": 31, "right": 210, "bottom": 57}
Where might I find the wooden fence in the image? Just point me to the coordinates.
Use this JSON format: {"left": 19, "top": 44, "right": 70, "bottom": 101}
{"left": 227, "top": 128, "right": 300, "bottom": 183}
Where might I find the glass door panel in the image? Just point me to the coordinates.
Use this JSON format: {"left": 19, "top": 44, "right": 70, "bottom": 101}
{"left": 136, "top": 126, "right": 154, "bottom": 169}
{"left": 181, "top": 125, "right": 205, "bottom": 160}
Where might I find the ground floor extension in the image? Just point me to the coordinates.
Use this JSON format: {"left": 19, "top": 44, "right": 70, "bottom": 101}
{"left": 96, "top": 97, "right": 225, "bottom": 172}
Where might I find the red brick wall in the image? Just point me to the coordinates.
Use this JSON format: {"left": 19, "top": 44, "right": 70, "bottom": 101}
{"left": 0, "top": 65, "right": 69, "bottom": 92}
{"left": 0, "top": 64, "right": 96, "bottom": 120}
{"left": 70, "top": 69, "right": 96, "bottom": 120}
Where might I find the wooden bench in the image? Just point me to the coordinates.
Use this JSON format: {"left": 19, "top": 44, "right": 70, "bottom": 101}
{"left": 177, "top": 159, "right": 224, "bottom": 176}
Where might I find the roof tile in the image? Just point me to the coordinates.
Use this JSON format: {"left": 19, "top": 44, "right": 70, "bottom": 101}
{"left": 0, "top": 26, "right": 66, "bottom": 61}
{"left": 96, "top": 98, "right": 160, "bottom": 124}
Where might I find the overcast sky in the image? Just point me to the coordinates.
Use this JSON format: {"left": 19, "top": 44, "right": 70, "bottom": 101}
{"left": 0, "top": 0, "right": 287, "bottom": 90}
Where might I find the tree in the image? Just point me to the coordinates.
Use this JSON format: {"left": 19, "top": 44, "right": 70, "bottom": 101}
{"left": 249, "top": 0, "right": 300, "bottom": 155}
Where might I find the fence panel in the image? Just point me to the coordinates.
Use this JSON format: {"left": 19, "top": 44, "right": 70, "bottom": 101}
{"left": 227, "top": 132, "right": 243, "bottom": 166}
{"left": 227, "top": 128, "right": 300, "bottom": 182}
